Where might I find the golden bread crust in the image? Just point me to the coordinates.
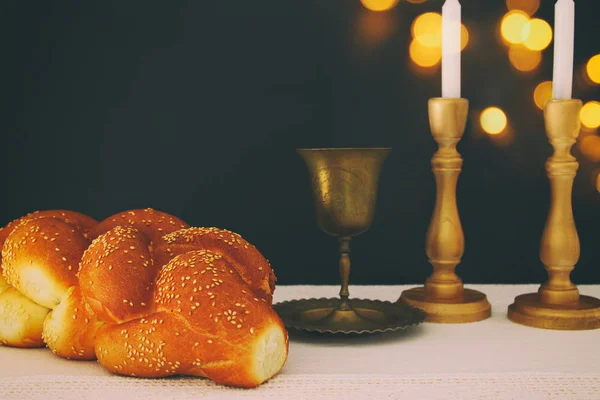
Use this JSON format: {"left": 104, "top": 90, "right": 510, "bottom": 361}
{"left": 88, "top": 208, "right": 189, "bottom": 247}
{"left": 80, "top": 226, "right": 157, "bottom": 324}
{"left": 154, "top": 228, "right": 276, "bottom": 304}
{"left": 0, "top": 210, "right": 97, "bottom": 274}
{"left": 43, "top": 286, "right": 104, "bottom": 360}
{"left": 2, "top": 218, "right": 89, "bottom": 309}
{"left": 0, "top": 286, "right": 50, "bottom": 347}
{"left": 95, "top": 250, "right": 288, "bottom": 387}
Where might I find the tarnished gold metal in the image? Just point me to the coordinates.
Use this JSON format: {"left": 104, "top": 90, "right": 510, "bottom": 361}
{"left": 508, "top": 99, "right": 600, "bottom": 330}
{"left": 398, "top": 98, "right": 491, "bottom": 323}
{"left": 273, "top": 298, "right": 427, "bottom": 335}
{"left": 289, "top": 148, "right": 416, "bottom": 334}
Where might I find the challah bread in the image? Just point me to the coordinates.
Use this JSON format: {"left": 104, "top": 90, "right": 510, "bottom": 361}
{"left": 0, "top": 210, "right": 97, "bottom": 247}
{"left": 0, "top": 286, "right": 49, "bottom": 347}
{"left": 0, "top": 220, "right": 20, "bottom": 283}
{"left": 154, "top": 228, "right": 276, "bottom": 304}
{"left": 2, "top": 217, "right": 89, "bottom": 309}
{"left": 89, "top": 208, "right": 189, "bottom": 246}
{"left": 0, "top": 274, "right": 7, "bottom": 294}
{"left": 0, "top": 212, "right": 101, "bottom": 356}
{"left": 79, "top": 226, "right": 157, "bottom": 324}
{"left": 0, "top": 210, "right": 96, "bottom": 292}
{"left": 95, "top": 250, "right": 288, "bottom": 388}
{"left": 20, "top": 210, "right": 98, "bottom": 239}
{"left": 42, "top": 286, "right": 103, "bottom": 360}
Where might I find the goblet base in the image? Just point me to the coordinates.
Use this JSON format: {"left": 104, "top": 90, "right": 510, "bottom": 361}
{"left": 508, "top": 293, "right": 600, "bottom": 330}
{"left": 273, "top": 298, "right": 426, "bottom": 335}
{"left": 398, "top": 287, "right": 491, "bottom": 323}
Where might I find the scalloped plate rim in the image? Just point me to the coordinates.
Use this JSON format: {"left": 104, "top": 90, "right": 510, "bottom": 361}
{"left": 273, "top": 297, "right": 427, "bottom": 335}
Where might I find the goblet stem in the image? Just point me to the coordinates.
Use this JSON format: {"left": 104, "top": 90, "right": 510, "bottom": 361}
{"left": 338, "top": 236, "right": 352, "bottom": 311}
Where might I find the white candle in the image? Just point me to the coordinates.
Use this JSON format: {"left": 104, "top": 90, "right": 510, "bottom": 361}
{"left": 552, "top": 0, "right": 575, "bottom": 99}
{"left": 442, "top": 0, "right": 461, "bottom": 98}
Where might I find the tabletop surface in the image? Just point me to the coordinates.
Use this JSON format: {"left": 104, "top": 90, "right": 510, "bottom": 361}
{"left": 1, "top": 284, "right": 599, "bottom": 400}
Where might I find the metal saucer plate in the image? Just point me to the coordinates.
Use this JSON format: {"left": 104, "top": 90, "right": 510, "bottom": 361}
{"left": 273, "top": 298, "right": 427, "bottom": 335}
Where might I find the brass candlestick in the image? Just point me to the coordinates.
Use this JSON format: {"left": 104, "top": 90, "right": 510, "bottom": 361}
{"left": 508, "top": 99, "right": 600, "bottom": 330}
{"left": 398, "top": 98, "right": 491, "bottom": 323}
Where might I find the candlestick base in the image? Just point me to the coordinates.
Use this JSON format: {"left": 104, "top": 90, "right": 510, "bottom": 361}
{"left": 399, "top": 287, "right": 491, "bottom": 323}
{"left": 508, "top": 293, "right": 600, "bottom": 330}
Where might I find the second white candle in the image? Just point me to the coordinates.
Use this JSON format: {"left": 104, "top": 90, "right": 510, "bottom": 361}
{"left": 442, "top": 0, "right": 462, "bottom": 99}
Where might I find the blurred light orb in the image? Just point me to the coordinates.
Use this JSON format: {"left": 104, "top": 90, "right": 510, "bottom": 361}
{"left": 533, "top": 81, "right": 553, "bottom": 110}
{"left": 522, "top": 19, "right": 552, "bottom": 51}
{"left": 409, "top": 40, "right": 441, "bottom": 67}
{"left": 460, "top": 24, "right": 469, "bottom": 51}
{"left": 581, "top": 101, "right": 600, "bottom": 129}
{"left": 501, "top": 11, "right": 529, "bottom": 44}
{"left": 506, "top": 0, "right": 540, "bottom": 17}
{"left": 596, "top": 172, "right": 600, "bottom": 193}
{"left": 587, "top": 54, "right": 600, "bottom": 84}
{"left": 360, "top": 0, "right": 399, "bottom": 12}
{"left": 481, "top": 107, "right": 508, "bottom": 135}
{"left": 411, "top": 13, "right": 469, "bottom": 50}
{"left": 356, "top": 10, "right": 396, "bottom": 45}
{"left": 412, "top": 13, "right": 442, "bottom": 47}
{"left": 579, "top": 135, "right": 600, "bottom": 162}
{"left": 508, "top": 45, "right": 542, "bottom": 72}
{"left": 407, "top": 0, "right": 428, "bottom": 3}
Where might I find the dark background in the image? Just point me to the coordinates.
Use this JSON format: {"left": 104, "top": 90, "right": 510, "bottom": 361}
{"left": 1, "top": 1, "right": 599, "bottom": 286}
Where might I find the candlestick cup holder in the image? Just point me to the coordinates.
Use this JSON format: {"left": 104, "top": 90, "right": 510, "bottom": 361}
{"left": 508, "top": 99, "right": 600, "bottom": 330}
{"left": 398, "top": 98, "right": 491, "bottom": 323}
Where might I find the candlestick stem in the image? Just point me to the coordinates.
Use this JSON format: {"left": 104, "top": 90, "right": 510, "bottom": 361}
{"left": 508, "top": 100, "right": 600, "bottom": 330}
{"left": 539, "top": 100, "right": 581, "bottom": 304}
{"left": 398, "top": 98, "right": 491, "bottom": 323}
{"left": 424, "top": 101, "right": 465, "bottom": 300}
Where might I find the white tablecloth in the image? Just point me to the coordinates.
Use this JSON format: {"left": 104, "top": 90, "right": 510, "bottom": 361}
{"left": 1, "top": 285, "right": 599, "bottom": 400}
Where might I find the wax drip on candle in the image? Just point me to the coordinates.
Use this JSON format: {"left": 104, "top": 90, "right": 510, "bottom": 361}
{"left": 442, "top": 0, "right": 461, "bottom": 99}
{"left": 552, "top": 0, "right": 575, "bottom": 100}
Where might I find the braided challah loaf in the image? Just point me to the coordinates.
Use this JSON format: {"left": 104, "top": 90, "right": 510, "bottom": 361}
{"left": 0, "top": 208, "right": 288, "bottom": 387}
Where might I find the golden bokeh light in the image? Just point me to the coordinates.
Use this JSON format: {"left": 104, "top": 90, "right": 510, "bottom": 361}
{"left": 506, "top": 0, "right": 540, "bottom": 17}
{"left": 460, "top": 25, "right": 469, "bottom": 51}
{"left": 412, "top": 13, "right": 469, "bottom": 50}
{"left": 508, "top": 45, "right": 542, "bottom": 72}
{"left": 587, "top": 54, "right": 600, "bottom": 84}
{"left": 578, "top": 135, "right": 600, "bottom": 162}
{"left": 501, "top": 11, "right": 529, "bottom": 45}
{"left": 409, "top": 40, "right": 441, "bottom": 67}
{"left": 481, "top": 107, "right": 508, "bottom": 135}
{"left": 522, "top": 18, "right": 552, "bottom": 51}
{"left": 407, "top": 0, "right": 428, "bottom": 3}
{"left": 596, "top": 172, "right": 600, "bottom": 193}
{"left": 581, "top": 101, "right": 600, "bottom": 129}
{"left": 413, "top": 13, "right": 442, "bottom": 47}
{"left": 355, "top": 10, "right": 396, "bottom": 46}
{"left": 360, "top": 0, "right": 399, "bottom": 12}
{"left": 533, "top": 81, "right": 552, "bottom": 110}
